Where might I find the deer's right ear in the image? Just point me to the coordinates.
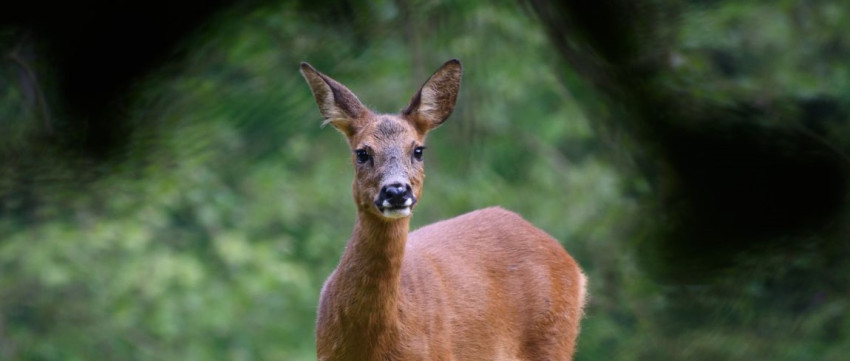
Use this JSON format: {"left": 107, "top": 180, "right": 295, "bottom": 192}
{"left": 300, "top": 62, "right": 368, "bottom": 136}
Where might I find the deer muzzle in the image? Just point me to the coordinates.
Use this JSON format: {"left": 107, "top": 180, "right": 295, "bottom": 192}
{"left": 375, "top": 182, "right": 416, "bottom": 218}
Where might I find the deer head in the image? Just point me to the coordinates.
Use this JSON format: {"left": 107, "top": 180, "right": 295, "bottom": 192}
{"left": 300, "top": 60, "right": 462, "bottom": 220}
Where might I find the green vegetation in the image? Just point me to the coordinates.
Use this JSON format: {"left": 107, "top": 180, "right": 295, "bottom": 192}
{"left": 2, "top": 0, "right": 848, "bottom": 360}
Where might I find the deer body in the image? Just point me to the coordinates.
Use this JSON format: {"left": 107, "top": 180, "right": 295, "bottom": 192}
{"left": 301, "top": 60, "right": 586, "bottom": 361}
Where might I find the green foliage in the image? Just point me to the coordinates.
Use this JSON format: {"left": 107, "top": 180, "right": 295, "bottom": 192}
{"left": 1, "top": 0, "right": 848, "bottom": 360}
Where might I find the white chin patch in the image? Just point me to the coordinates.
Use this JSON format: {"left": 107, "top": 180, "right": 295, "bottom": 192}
{"left": 381, "top": 207, "right": 412, "bottom": 219}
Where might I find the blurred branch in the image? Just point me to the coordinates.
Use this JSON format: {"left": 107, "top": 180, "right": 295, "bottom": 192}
{"left": 794, "top": 124, "right": 850, "bottom": 168}
{"left": 395, "top": 0, "right": 424, "bottom": 82}
{"left": 8, "top": 35, "right": 54, "bottom": 135}
{"left": 0, "top": 313, "right": 16, "bottom": 359}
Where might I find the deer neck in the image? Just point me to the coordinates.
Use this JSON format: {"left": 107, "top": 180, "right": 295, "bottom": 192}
{"left": 319, "top": 210, "right": 410, "bottom": 359}
{"left": 343, "top": 211, "right": 409, "bottom": 300}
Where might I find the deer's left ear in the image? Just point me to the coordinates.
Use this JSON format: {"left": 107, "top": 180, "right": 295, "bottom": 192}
{"left": 403, "top": 59, "right": 463, "bottom": 133}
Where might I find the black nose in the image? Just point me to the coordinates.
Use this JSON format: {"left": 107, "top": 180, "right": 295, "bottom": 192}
{"left": 379, "top": 183, "right": 414, "bottom": 207}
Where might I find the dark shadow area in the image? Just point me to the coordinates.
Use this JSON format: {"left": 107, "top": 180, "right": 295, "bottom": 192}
{"left": 527, "top": 0, "right": 849, "bottom": 280}
{"left": 1, "top": 1, "right": 243, "bottom": 157}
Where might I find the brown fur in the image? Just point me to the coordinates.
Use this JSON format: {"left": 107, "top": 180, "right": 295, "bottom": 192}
{"left": 301, "top": 60, "right": 587, "bottom": 361}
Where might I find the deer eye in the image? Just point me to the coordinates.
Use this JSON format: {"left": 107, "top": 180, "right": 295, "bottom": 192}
{"left": 413, "top": 146, "right": 425, "bottom": 161}
{"left": 355, "top": 149, "right": 371, "bottom": 164}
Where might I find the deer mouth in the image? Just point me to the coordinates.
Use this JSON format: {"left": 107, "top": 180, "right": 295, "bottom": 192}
{"left": 376, "top": 198, "right": 416, "bottom": 219}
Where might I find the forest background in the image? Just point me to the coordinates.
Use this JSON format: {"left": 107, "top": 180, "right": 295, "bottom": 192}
{"left": 2, "top": 0, "right": 849, "bottom": 360}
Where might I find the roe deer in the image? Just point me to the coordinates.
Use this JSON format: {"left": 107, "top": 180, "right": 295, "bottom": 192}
{"left": 300, "top": 59, "right": 587, "bottom": 361}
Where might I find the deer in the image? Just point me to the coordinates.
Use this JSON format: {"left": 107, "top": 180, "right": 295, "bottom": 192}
{"left": 300, "top": 59, "right": 587, "bottom": 361}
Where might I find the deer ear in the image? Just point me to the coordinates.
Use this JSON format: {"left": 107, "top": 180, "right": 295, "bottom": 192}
{"left": 403, "top": 59, "right": 463, "bottom": 132}
{"left": 300, "top": 62, "right": 368, "bottom": 136}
